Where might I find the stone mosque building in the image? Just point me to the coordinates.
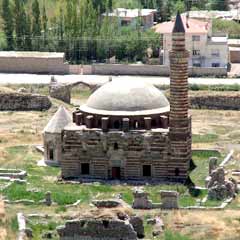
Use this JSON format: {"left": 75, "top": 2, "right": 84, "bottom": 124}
{"left": 43, "top": 13, "right": 192, "bottom": 183}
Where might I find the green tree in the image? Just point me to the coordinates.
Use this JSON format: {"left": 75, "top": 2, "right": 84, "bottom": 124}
{"left": 42, "top": 2, "right": 48, "bottom": 48}
{"left": 211, "top": 0, "right": 228, "bottom": 10}
{"left": 14, "top": 0, "right": 26, "bottom": 50}
{"left": 24, "top": 14, "right": 32, "bottom": 50}
{"left": 32, "top": 0, "right": 41, "bottom": 49}
{"left": 2, "top": 0, "right": 14, "bottom": 50}
{"left": 175, "top": 0, "right": 185, "bottom": 13}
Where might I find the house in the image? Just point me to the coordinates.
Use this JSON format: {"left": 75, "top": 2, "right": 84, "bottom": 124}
{"left": 153, "top": 16, "right": 229, "bottom": 68}
{"left": 103, "top": 8, "right": 157, "bottom": 29}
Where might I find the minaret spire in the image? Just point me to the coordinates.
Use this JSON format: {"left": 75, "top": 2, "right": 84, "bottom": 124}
{"left": 173, "top": 11, "right": 185, "bottom": 33}
{"left": 169, "top": 13, "right": 191, "bottom": 182}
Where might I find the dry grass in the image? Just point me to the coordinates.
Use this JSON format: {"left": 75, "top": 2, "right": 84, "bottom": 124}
{"left": 163, "top": 210, "right": 240, "bottom": 240}
{"left": 0, "top": 199, "right": 6, "bottom": 240}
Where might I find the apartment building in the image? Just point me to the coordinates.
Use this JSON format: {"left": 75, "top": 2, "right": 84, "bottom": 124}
{"left": 153, "top": 16, "right": 229, "bottom": 68}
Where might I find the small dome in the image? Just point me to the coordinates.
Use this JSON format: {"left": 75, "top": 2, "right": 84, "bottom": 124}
{"left": 80, "top": 81, "right": 169, "bottom": 116}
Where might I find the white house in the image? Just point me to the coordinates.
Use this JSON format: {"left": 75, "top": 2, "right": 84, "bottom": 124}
{"left": 103, "top": 8, "right": 157, "bottom": 30}
{"left": 153, "top": 16, "right": 229, "bottom": 68}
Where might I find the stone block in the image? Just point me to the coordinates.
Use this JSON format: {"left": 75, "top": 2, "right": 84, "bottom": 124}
{"left": 160, "top": 190, "right": 179, "bottom": 209}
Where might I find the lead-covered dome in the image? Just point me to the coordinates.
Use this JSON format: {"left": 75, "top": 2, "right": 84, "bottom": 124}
{"left": 80, "top": 81, "right": 170, "bottom": 116}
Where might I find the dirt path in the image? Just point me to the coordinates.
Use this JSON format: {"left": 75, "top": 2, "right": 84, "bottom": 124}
{"left": 0, "top": 198, "right": 6, "bottom": 240}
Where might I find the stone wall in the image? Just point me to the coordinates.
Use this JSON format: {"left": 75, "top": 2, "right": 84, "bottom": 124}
{"left": 89, "top": 64, "right": 227, "bottom": 77}
{"left": 0, "top": 52, "right": 69, "bottom": 74}
{"left": 62, "top": 128, "right": 171, "bottom": 181}
{"left": 0, "top": 93, "right": 51, "bottom": 111}
{"left": 190, "top": 92, "right": 240, "bottom": 110}
{"left": 57, "top": 219, "right": 138, "bottom": 240}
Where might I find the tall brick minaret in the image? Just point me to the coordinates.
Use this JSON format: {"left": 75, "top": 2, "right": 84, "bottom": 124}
{"left": 169, "top": 12, "right": 192, "bottom": 182}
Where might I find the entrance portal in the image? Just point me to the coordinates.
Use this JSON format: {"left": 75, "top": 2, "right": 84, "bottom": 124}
{"left": 112, "top": 167, "right": 121, "bottom": 180}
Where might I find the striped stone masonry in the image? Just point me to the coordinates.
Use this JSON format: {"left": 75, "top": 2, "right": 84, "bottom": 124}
{"left": 169, "top": 25, "right": 192, "bottom": 180}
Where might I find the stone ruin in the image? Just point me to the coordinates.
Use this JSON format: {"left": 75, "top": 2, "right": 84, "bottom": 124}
{"left": 57, "top": 218, "right": 141, "bottom": 240}
{"left": 132, "top": 188, "right": 153, "bottom": 209}
{"left": 160, "top": 191, "right": 179, "bottom": 209}
{"left": 57, "top": 199, "right": 144, "bottom": 240}
{"left": 209, "top": 157, "right": 218, "bottom": 175}
{"left": 207, "top": 167, "right": 237, "bottom": 201}
{"left": 49, "top": 76, "right": 98, "bottom": 104}
{"left": 132, "top": 188, "right": 179, "bottom": 210}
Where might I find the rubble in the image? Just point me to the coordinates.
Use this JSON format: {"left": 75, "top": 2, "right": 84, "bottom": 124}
{"left": 207, "top": 167, "right": 237, "bottom": 201}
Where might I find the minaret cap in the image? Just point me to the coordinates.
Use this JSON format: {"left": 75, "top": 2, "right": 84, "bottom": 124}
{"left": 172, "top": 11, "right": 185, "bottom": 33}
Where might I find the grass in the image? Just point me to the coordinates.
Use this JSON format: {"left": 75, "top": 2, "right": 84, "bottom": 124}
{"left": 0, "top": 145, "right": 216, "bottom": 208}
{"left": 192, "top": 134, "right": 218, "bottom": 143}
{"left": 28, "top": 221, "right": 59, "bottom": 240}
{"left": 191, "top": 150, "right": 222, "bottom": 187}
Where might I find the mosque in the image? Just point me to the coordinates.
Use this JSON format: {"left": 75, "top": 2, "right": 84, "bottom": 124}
{"left": 43, "top": 13, "right": 192, "bottom": 183}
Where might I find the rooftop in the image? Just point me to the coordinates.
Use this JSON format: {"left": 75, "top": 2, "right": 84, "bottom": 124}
{"left": 80, "top": 81, "right": 170, "bottom": 116}
{"left": 153, "top": 17, "right": 210, "bottom": 34}
{"left": 44, "top": 106, "right": 72, "bottom": 134}
{"left": 103, "top": 8, "right": 157, "bottom": 18}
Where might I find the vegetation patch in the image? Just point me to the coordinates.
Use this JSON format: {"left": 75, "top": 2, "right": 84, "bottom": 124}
{"left": 192, "top": 134, "right": 218, "bottom": 143}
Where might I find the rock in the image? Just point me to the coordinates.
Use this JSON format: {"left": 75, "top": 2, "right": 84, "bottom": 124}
{"left": 42, "top": 231, "right": 53, "bottom": 239}
{"left": 25, "top": 228, "right": 33, "bottom": 238}
{"left": 152, "top": 230, "right": 162, "bottom": 237}
{"left": 209, "top": 157, "right": 218, "bottom": 175}
{"left": 207, "top": 167, "right": 225, "bottom": 188}
{"left": 92, "top": 199, "right": 122, "bottom": 208}
{"left": 17, "top": 87, "right": 28, "bottom": 93}
{"left": 160, "top": 191, "right": 179, "bottom": 209}
{"left": 207, "top": 167, "right": 237, "bottom": 201}
{"left": 132, "top": 188, "right": 152, "bottom": 209}
{"left": 130, "top": 216, "right": 144, "bottom": 238}
{"left": 45, "top": 191, "right": 52, "bottom": 206}
{"left": 147, "top": 218, "right": 156, "bottom": 225}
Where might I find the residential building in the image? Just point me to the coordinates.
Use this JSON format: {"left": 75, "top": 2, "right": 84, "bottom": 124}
{"left": 153, "top": 16, "right": 229, "bottom": 68}
{"left": 103, "top": 8, "right": 157, "bottom": 30}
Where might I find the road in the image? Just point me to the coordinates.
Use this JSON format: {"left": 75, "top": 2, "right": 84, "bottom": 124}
{"left": 0, "top": 73, "right": 239, "bottom": 85}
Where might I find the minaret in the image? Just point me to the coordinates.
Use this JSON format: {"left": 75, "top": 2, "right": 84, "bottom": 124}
{"left": 169, "top": 12, "right": 192, "bottom": 182}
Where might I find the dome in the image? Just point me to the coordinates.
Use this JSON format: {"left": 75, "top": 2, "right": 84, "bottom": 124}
{"left": 80, "top": 81, "right": 170, "bottom": 116}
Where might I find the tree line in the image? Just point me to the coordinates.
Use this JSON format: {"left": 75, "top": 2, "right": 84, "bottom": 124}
{"left": 1, "top": 0, "right": 230, "bottom": 64}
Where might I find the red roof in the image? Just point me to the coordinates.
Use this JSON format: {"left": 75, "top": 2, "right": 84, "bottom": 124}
{"left": 153, "top": 17, "right": 210, "bottom": 34}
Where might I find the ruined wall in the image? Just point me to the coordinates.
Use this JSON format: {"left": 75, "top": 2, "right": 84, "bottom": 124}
{"left": 57, "top": 219, "right": 138, "bottom": 240}
{"left": 43, "top": 133, "right": 62, "bottom": 165}
{"left": 62, "top": 128, "right": 170, "bottom": 181}
{"left": 0, "top": 93, "right": 51, "bottom": 111}
{"left": 190, "top": 92, "right": 240, "bottom": 110}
